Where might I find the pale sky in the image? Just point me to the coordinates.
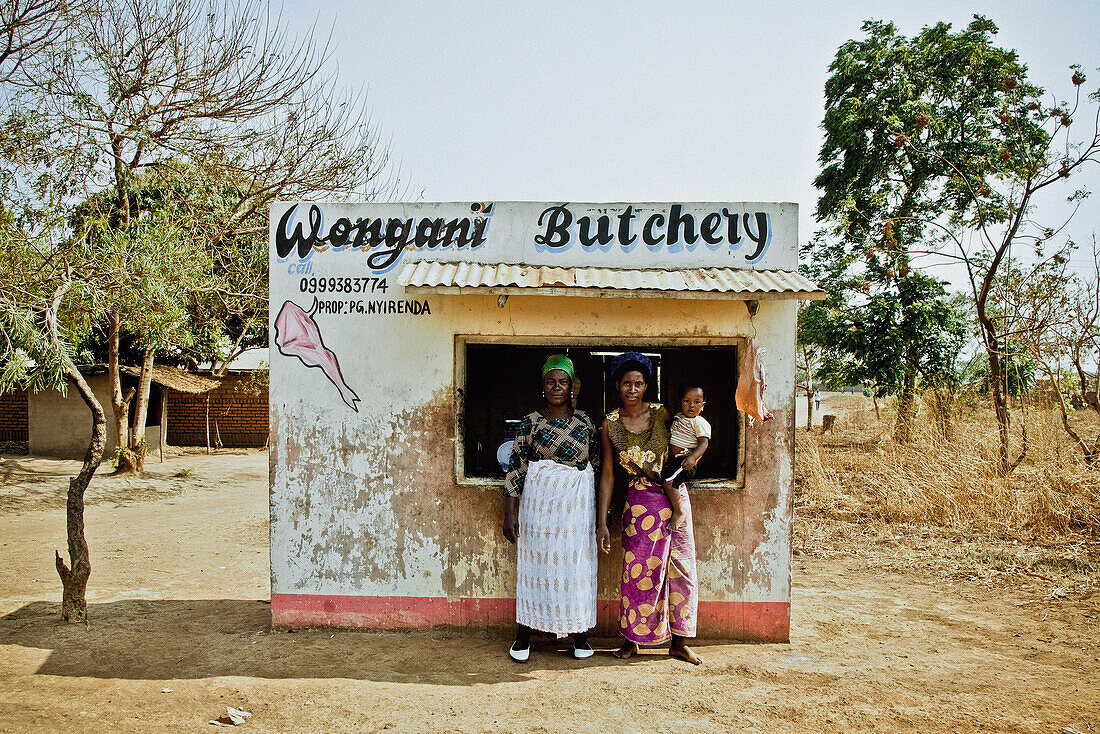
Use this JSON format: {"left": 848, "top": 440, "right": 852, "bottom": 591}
{"left": 279, "top": 0, "right": 1100, "bottom": 278}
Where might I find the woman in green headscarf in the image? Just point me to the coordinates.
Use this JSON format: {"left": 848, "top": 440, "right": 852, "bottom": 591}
{"left": 502, "top": 354, "right": 600, "bottom": 662}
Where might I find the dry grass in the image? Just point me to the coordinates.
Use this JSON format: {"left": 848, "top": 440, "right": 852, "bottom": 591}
{"left": 794, "top": 394, "right": 1100, "bottom": 597}
{"left": 797, "top": 396, "right": 1100, "bottom": 539}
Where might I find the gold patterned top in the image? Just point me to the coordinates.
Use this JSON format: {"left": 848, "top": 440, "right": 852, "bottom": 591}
{"left": 606, "top": 403, "right": 670, "bottom": 482}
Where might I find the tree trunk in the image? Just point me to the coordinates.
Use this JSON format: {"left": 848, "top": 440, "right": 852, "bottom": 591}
{"left": 805, "top": 387, "right": 814, "bottom": 431}
{"left": 980, "top": 325, "right": 1028, "bottom": 474}
{"left": 980, "top": 321, "right": 1013, "bottom": 474}
{"left": 933, "top": 388, "right": 953, "bottom": 442}
{"left": 55, "top": 361, "right": 106, "bottom": 623}
{"left": 893, "top": 346, "right": 918, "bottom": 443}
{"left": 128, "top": 347, "right": 155, "bottom": 473}
{"left": 108, "top": 310, "right": 138, "bottom": 473}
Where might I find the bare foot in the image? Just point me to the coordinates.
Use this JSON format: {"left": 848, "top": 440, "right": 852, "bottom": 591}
{"left": 612, "top": 641, "right": 638, "bottom": 659}
{"left": 669, "top": 642, "right": 702, "bottom": 665}
{"left": 668, "top": 509, "right": 685, "bottom": 532}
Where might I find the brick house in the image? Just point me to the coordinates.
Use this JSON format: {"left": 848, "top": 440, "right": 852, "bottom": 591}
{"left": 165, "top": 369, "right": 268, "bottom": 449}
{"left": 0, "top": 391, "right": 29, "bottom": 448}
{"left": 0, "top": 365, "right": 268, "bottom": 458}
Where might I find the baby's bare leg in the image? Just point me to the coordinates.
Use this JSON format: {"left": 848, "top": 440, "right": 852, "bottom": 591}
{"left": 662, "top": 476, "right": 685, "bottom": 531}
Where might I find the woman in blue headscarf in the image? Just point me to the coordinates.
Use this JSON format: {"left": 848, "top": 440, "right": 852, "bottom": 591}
{"left": 597, "top": 352, "right": 700, "bottom": 665}
{"left": 502, "top": 354, "right": 600, "bottom": 662}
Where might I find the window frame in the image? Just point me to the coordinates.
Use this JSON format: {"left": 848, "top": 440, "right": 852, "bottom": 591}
{"left": 453, "top": 334, "right": 747, "bottom": 490}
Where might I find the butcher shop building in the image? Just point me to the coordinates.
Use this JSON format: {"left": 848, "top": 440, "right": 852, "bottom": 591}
{"left": 268, "top": 201, "right": 823, "bottom": 641}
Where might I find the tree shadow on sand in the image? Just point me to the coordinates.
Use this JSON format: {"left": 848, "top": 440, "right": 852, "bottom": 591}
{"left": 0, "top": 599, "right": 628, "bottom": 685}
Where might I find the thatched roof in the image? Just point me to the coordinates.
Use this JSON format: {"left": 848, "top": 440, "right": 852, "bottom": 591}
{"left": 116, "top": 365, "right": 220, "bottom": 394}
{"left": 73, "top": 364, "right": 227, "bottom": 393}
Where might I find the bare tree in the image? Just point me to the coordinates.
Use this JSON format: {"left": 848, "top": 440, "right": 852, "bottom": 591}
{"left": 904, "top": 69, "right": 1100, "bottom": 473}
{"left": 1, "top": 0, "right": 395, "bottom": 619}
{"left": 1014, "top": 237, "right": 1100, "bottom": 463}
{"left": 15, "top": 0, "right": 393, "bottom": 472}
{"left": 0, "top": 0, "right": 77, "bottom": 81}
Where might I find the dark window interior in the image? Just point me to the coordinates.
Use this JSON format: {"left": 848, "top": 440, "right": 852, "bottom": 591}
{"left": 462, "top": 343, "right": 740, "bottom": 481}
{"left": 144, "top": 384, "right": 162, "bottom": 427}
{"left": 123, "top": 377, "right": 162, "bottom": 428}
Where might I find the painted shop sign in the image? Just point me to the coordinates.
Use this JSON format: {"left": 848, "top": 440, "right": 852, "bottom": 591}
{"left": 272, "top": 201, "right": 795, "bottom": 275}
{"left": 531, "top": 204, "right": 771, "bottom": 260}
{"left": 268, "top": 202, "right": 797, "bottom": 411}
{"left": 275, "top": 202, "right": 493, "bottom": 272}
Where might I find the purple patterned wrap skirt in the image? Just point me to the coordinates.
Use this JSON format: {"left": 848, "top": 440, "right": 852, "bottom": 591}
{"left": 619, "top": 477, "right": 698, "bottom": 645}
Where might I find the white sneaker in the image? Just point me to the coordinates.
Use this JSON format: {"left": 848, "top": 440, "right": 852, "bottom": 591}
{"left": 508, "top": 642, "right": 530, "bottom": 663}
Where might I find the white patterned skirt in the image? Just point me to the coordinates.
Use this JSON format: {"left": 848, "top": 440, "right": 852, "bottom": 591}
{"left": 516, "top": 460, "right": 597, "bottom": 635}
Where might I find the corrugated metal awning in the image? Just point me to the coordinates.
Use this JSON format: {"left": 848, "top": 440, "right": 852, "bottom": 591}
{"left": 398, "top": 262, "right": 825, "bottom": 300}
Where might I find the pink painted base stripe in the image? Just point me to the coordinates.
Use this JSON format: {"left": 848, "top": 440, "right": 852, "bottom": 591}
{"left": 272, "top": 593, "right": 789, "bottom": 641}
{"left": 271, "top": 593, "right": 516, "bottom": 628}
{"left": 700, "top": 600, "right": 790, "bottom": 642}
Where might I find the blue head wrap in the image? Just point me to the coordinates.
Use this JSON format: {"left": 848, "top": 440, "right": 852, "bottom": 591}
{"left": 609, "top": 351, "right": 652, "bottom": 383}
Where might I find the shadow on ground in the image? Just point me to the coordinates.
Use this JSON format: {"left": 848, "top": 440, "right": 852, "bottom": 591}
{"left": 0, "top": 599, "right": 658, "bottom": 685}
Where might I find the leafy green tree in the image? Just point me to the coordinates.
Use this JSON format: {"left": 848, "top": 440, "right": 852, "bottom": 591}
{"left": 153, "top": 166, "right": 270, "bottom": 375}
{"left": 70, "top": 186, "right": 212, "bottom": 471}
{"left": 815, "top": 15, "right": 1100, "bottom": 468}
{"left": 812, "top": 18, "right": 1022, "bottom": 441}
{"left": 807, "top": 272, "right": 967, "bottom": 440}
{"left": 74, "top": 166, "right": 270, "bottom": 375}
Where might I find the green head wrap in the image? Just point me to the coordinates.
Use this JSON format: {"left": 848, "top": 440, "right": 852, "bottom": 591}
{"left": 541, "top": 354, "right": 574, "bottom": 381}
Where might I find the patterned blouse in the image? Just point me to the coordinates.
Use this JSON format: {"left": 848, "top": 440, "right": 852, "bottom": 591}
{"left": 503, "top": 410, "right": 599, "bottom": 497}
{"left": 606, "top": 403, "right": 671, "bottom": 483}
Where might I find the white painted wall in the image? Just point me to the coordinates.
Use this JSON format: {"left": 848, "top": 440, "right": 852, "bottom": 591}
{"left": 28, "top": 375, "right": 163, "bottom": 459}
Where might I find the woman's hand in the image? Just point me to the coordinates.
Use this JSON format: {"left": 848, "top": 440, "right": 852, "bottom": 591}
{"left": 503, "top": 497, "right": 520, "bottom": 544}
{"left": 596, "top": 421, "right": 615, "bottom": 555}
{"left": 596, "top": 524, "right": 611, "bottom": 554}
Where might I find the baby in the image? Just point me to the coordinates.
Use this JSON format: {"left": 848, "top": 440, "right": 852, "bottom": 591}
{"left": 662, "top": 384, "right": 711, "bottom": 530}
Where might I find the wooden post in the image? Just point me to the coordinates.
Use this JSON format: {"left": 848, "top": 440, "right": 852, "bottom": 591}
{"left": 205, "top": 394, "right": 211, "bottom": 455}
{"left": 159, "top": 390, "right": 165, "bottom": 463}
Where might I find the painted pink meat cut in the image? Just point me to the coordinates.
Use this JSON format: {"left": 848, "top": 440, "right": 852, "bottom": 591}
{"left": 735, "top": 341, "right": 773, "bottom": 426}
{"left": 275, "top": 299, "right": 360, "bottom": 411}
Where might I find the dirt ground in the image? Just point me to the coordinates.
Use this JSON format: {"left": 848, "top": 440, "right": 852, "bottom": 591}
{"left": 0, "top": 446, "right": 1097, "bottom": 733}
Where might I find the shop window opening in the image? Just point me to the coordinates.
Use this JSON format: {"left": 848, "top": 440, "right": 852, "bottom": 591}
{"left": 458, "top": 341, "right": 742, "bottom": 486}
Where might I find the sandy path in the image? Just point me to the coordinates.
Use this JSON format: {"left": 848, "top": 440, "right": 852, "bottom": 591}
{"left": 0, "top": 450, "right": 1096, "bottom": 733}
